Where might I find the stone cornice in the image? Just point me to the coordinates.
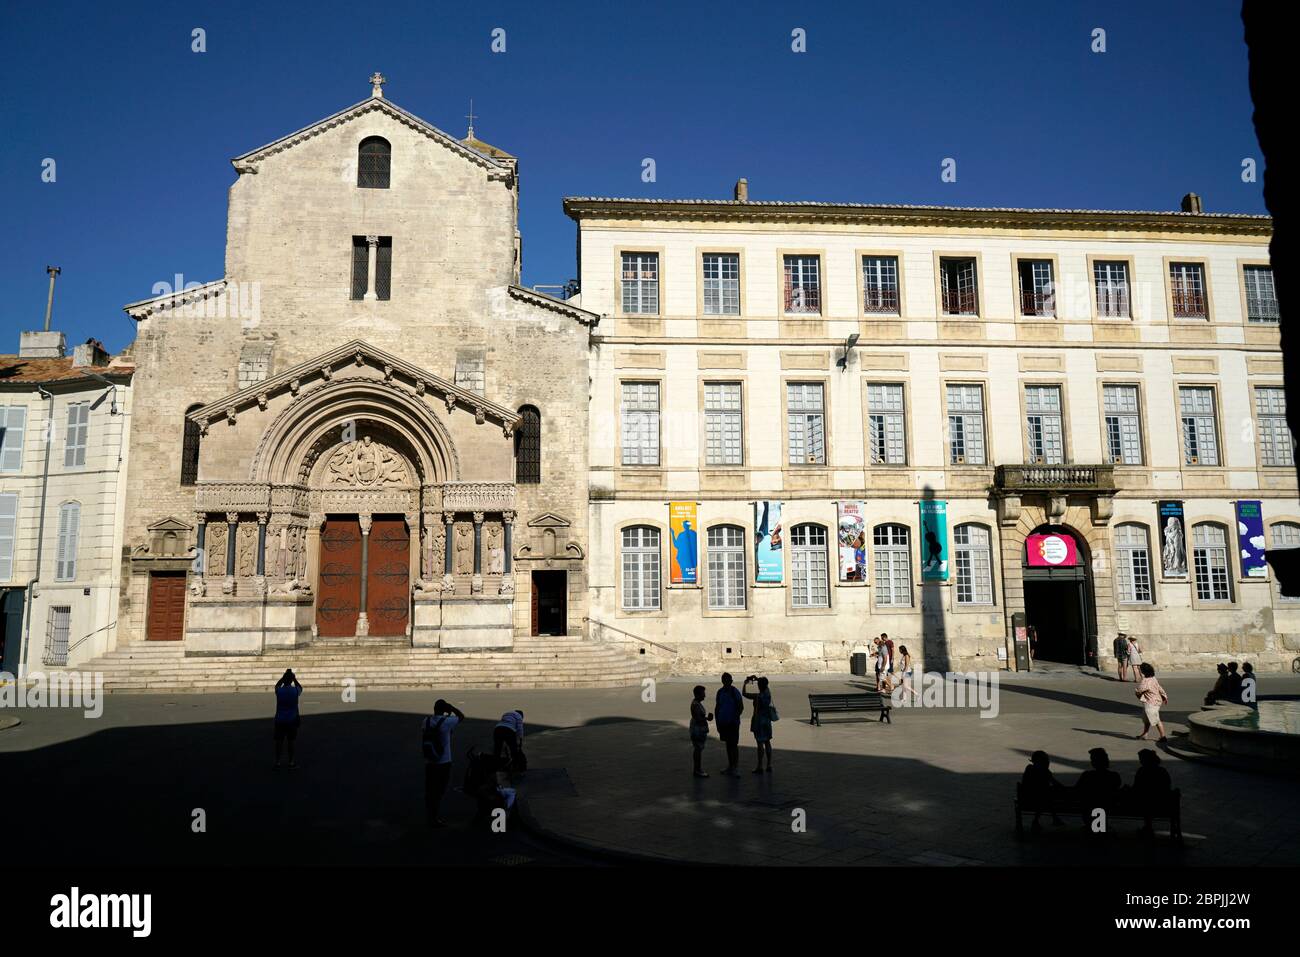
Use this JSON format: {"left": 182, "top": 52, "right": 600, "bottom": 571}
{"left": 562, "top": 198, "right": 1272, "bottom": 237}
{"left": 230, "top": 97, "right": 511, "bottom": 181}
{"left": 186, "top": 339, "right": 522, "bottom": 433}
{"left": 508, "top": 284, "right": 600, "bottom": 327}
{"left": 123, "top": 278, "right": 229, "bottom": 320}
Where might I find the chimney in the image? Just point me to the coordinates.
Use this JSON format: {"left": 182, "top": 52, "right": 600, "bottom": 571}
{"left": 72, "top": 338, "right": 110, "bottom": 368}
{"left": 1181, "top": 192, "right": 1204, "bottom": 214}
{"left": 19, "top": 330, "right": 66, "bottom": 359}
{"left": 734, "top": 178, "right": 749, "bottom": 202}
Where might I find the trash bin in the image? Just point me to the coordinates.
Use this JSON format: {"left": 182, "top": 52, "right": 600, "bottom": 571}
{"left": 851, "top": 652, "right": 868, "bottom": 677}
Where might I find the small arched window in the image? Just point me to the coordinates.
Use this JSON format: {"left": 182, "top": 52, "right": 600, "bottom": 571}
{"left": 180, "top": 404, "right": 203, "bottom": 486}
{"left": 358, "top": 136, "right": 391, "bottom": 189}
{"left": 1271, "top": 522, "right": 1300, "bottom": 603}
{"left": 791, "top": 523, "right": 829, "bottom": 608}
{"left": 621, "top": 526, "right": 661, "bottom": 611}
{"left": 872, "top": 524, "right": 912, "bottom": 607}
{"left": 1114, "top": 523, "right": 1153, "bottom": 605}
{"left": 1192, "top": 523, "right": 1233, "bottom": 602}
{"left": 516, "top": 406, "right": 541, "bottom": 484}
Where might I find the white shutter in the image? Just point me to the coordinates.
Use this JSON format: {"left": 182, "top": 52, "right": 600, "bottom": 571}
{"left": 0, "top": 494, "right": 17, "bottom": 579}
{"left": 55, "top": 502, "right": 80, "bottom": 581}
{"left": 0, "top": 406, "right": 27, "bottom": 471}
{"left": 64, "top": 403, "right": 89, "bottom": 468}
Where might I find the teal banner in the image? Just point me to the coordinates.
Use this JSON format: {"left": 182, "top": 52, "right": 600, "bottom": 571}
{"left": 919, "top": 500, "right": 949, "bottom": 581}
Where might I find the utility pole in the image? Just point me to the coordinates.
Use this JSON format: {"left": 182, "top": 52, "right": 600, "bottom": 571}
{"left": 44, "top": 265, "right": 61, "bottom": 331}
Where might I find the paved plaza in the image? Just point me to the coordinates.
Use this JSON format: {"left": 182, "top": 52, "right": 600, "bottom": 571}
{"left": 3, "top": 671, "right": 1298, "bottom": 866}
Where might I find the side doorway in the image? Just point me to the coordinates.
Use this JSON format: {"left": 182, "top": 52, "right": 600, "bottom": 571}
{"left": 531, "top": 571, "right": 567, "bottom": 636}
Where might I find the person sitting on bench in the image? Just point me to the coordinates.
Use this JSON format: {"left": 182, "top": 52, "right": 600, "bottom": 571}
{"left": 1131, "top": 748, "right": 1172, "bottom": 838}
{"left": 1021, "top": 750, "right": 1065, "bottom": 831}
{"left": 1074, "top": 747, "right": 1122, "bottom": 831}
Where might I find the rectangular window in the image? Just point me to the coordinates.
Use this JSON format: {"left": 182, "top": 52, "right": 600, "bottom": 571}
{"left": 620, "top": 382, "right": 660, "bottom": 466}
{"left": 791, "top": 525, "right": 829, "bottom": 608}
{"left": 954, "top": 525, "right": 993, "bottom": 605}
{"left": 867, "top": 383, "right": 907, "bottom": 465}
{"left": 0, "top": 493, "right": 17, "bottom": 579}
{"left": 706, "top": 525, "right": 746, "bottom": 610}
{"left": 1, "top": 406, "right": 27, "bottom": 472}
{"left": 783, "top": 255, "right": 821, "bottom": 314}
{"left": 621, "top": 252, "right": 659, "bottom": 315}
{"left": 1094, "top": 260, "right": 1131, "bottom": 318}
{"left": 704, "top": 382, "right": 743, "bottom": 466}
{"left": 786, "top": 383, "right": 825, "bottom": 465}
{"left": 1179, "top": 387, "right": 1220, "bottom": 466}
{"left": 350, "top": 237, "right": 368, "bottom": 300}
{"left": 1017, "top": 259, "right": 1056, "bottom": 317}
{"left": 862, "top": 255, "right": 900, "bottom": 314}
{"left": 1103, "top": 385, "right": 1143, "bottom": 465}
{"left": 55, "top": 502, "right": 80, "bottom": 581}
{"left": 621, "top": 526, "right": 661, "bottom": 610}
{"left": 1244, "top": 265, "right": 1279, "bottom": 323}
{"left": 1255, "top": 386, "right": 1294, "bottom": 467}
{"left": 1169, "top": 262, "right": 1208, "bottom": 319}
{"left": 939, "top": 257, "right": 979, "bottom": 315}
{"left": 1025, "top": 385, "right": 1065, "bottom": 464}
{"left": 1193, "top": 525, "right": 1232, "bottom": 602}
{"left": 946, "top": 385, "right": 986, "bottom": 465}
{"left": 872, "top": 524, "right": 913, "bottom": 607}
{"left": 702, "top": 253, "right": 740, "bottom": 316}
{"left": 374, "top": 237, "right": 392, "bottom": 300}
{"left": 43, "top": 606, "right": 71, "bottom": 668}
{"left": 1115, "top": 525, "right": 1153, "bottom": 604}
{"left": 63, "top": 403, "right": 89, "bottom": 468}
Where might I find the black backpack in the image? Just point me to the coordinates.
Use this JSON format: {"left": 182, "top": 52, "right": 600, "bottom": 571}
{"left": 421, "top": 715, "right": 448, "bottom": 761}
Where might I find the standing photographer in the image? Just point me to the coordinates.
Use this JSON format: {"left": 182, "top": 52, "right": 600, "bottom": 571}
{"left": 742, "top": 675, "right": 776, "bottom": 774}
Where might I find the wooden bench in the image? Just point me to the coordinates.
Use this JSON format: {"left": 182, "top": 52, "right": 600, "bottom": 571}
{"left": 808, "top": 692, "right": 892, "bottom": 725}
{"left": 1014, "top": 783, "right": 1182, "bottom": 842}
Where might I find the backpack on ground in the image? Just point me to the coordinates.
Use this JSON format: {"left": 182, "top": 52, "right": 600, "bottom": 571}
{"left": 421, "top": 715, "right": 448, "bottom": 761}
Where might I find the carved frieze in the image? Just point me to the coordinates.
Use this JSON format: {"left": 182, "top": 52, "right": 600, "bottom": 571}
{"left": 441, "top": 482, "right": 516, "bottom": 512}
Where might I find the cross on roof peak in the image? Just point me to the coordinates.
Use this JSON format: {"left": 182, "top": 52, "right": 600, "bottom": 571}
{"left": 369, "top": 72, "right": 386, "bottom": 98}
{"left": 465, "top": 99, "right": 477, "bottom": 139}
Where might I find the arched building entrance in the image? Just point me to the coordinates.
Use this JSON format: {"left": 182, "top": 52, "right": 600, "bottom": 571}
{"left": 1022, "top": 525, "right": 1097, "bottom": 666}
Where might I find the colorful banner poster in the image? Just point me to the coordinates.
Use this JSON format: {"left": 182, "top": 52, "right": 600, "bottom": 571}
{"left": 669, "top": 502, "right": 699, "bottom": 584}
{"left": 1236, "top": 500, "right": 1268, "bottom": 579}
{"left": 1027, "top": 532, "right": 1079, "bottom": 567}
{"left": 836, "top": 501, "right": 867, "bottom": 582}
{"left": 919, "top": 500, "right": 949, "bottom": 581}
{"left": 754, "top": 500, "right": 783, "bottom": 583}
{"left": 1157, "top": 501, "right": 1188, "bottom": 578}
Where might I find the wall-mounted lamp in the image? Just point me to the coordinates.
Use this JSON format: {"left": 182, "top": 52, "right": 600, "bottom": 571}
{"left": 836, "top": 333, "right": 860, "bottom": 371}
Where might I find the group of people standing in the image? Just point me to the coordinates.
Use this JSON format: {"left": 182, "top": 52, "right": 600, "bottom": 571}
{"left": 689, "top": 673, "right": 776, "bottom": 777}
{"left": 869, "top": 633, "right": 917, "bottom": 699}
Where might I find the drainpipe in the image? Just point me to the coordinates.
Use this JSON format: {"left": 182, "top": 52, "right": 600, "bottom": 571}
{"left": 19, "top": 384, "right": 56, "bottom": 671}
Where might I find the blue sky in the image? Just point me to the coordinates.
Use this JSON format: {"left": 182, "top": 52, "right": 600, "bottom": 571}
{"left": 1, "top": 0, "right": 1263, "bottom": 353}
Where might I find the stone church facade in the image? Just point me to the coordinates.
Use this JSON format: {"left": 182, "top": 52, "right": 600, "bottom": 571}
{"left": 118, "top": 77, "right": 598, "bottom": 653}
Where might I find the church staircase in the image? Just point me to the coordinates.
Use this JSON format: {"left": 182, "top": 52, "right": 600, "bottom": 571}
{"left": 72, "top": 636, "right": 660, "bottom": 693}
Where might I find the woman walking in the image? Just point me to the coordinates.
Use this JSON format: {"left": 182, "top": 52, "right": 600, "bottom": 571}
{"left": 897, "top": 644, "right": 919, "bottom": 701}
{"left": 1135, "top": 662, "right": 1168, "bottom": 743}
{"left": 689, "top": 686, "right": 713, "bottom": 778}
{"left": 273, "top": 668, "right": 302, "bottom": 770}
{"left": 743, "top": 675, "right": 775, "bottom": 773}
{"left": 1125, "top": 636, "right": 1144, "bottom": 683}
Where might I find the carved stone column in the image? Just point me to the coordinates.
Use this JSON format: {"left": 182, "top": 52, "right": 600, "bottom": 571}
{"left": 472, "top": 511, "right": 484, "bottom": 595}
{"left": 256, "top": 512, "right": 268, "bottom": 577}
{"left": 364, "top": 235, "right": 379, "bottom": 301}
{"left": 442, "top": 511, "right": 455, "bottom": 593}
{"left": 356, "top": 514, "right": 372, "bottom": 636}
{"left": 224, "top": 512, "right": 238, "bottom": 594}
{"left": 194, "top": 514, "right": 207, "bottom": 574}
{"left": 306, "top": 513, "right": 324, "bottom": 603}
{"left": 500, "top": 510, "right": 515, "bottom": 596}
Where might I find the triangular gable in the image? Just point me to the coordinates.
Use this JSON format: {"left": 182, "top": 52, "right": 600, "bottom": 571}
{"left": 147, "top": 517, "right": 195, "bottom": 532}
{"left": 186, "top": 340, "right": 521, "bottom": 433}
{"left": 527, "top": 512, "right": 572, "bottom": 528}
{"left": 230, "top": 96, "right": 511, "bottom": 181}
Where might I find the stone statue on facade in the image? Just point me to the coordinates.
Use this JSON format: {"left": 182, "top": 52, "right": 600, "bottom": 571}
{"left": 454, "top": 523, "right": 474, "bottom": 575}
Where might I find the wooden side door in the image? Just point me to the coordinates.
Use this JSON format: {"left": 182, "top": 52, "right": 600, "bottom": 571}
{"left": 316, "top": 517, "right": 363, "bottom": 637}
{"left": 146, "top": 572, "right": 187, "bottom": 641}
{"left": 366, "top": 516, "right": 409, "bottom": 637}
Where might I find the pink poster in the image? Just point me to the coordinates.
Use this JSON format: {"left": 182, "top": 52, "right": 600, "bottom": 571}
{"left": 1026, "top": 533, "right": 1078, "bottom": 567}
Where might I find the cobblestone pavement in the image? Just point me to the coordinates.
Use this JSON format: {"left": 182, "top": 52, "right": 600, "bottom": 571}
{"left": 3, "top": 673, "right": 1297, "bottom": 866}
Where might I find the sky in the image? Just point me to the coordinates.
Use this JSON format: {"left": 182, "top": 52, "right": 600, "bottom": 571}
{"left": 0, "top": 0, "right": 1265, "bottom": 354}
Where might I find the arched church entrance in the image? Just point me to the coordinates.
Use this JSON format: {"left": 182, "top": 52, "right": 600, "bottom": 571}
{"left": 1022, "top": 524, "right": 1097, "bottom": 666}
{"left": 315, "top": 513, "right": 412, "bottom": 638}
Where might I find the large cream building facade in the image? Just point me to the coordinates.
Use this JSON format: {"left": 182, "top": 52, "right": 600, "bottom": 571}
{"left": 568, "top": 189, "right": 1296, "bottom": 673}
